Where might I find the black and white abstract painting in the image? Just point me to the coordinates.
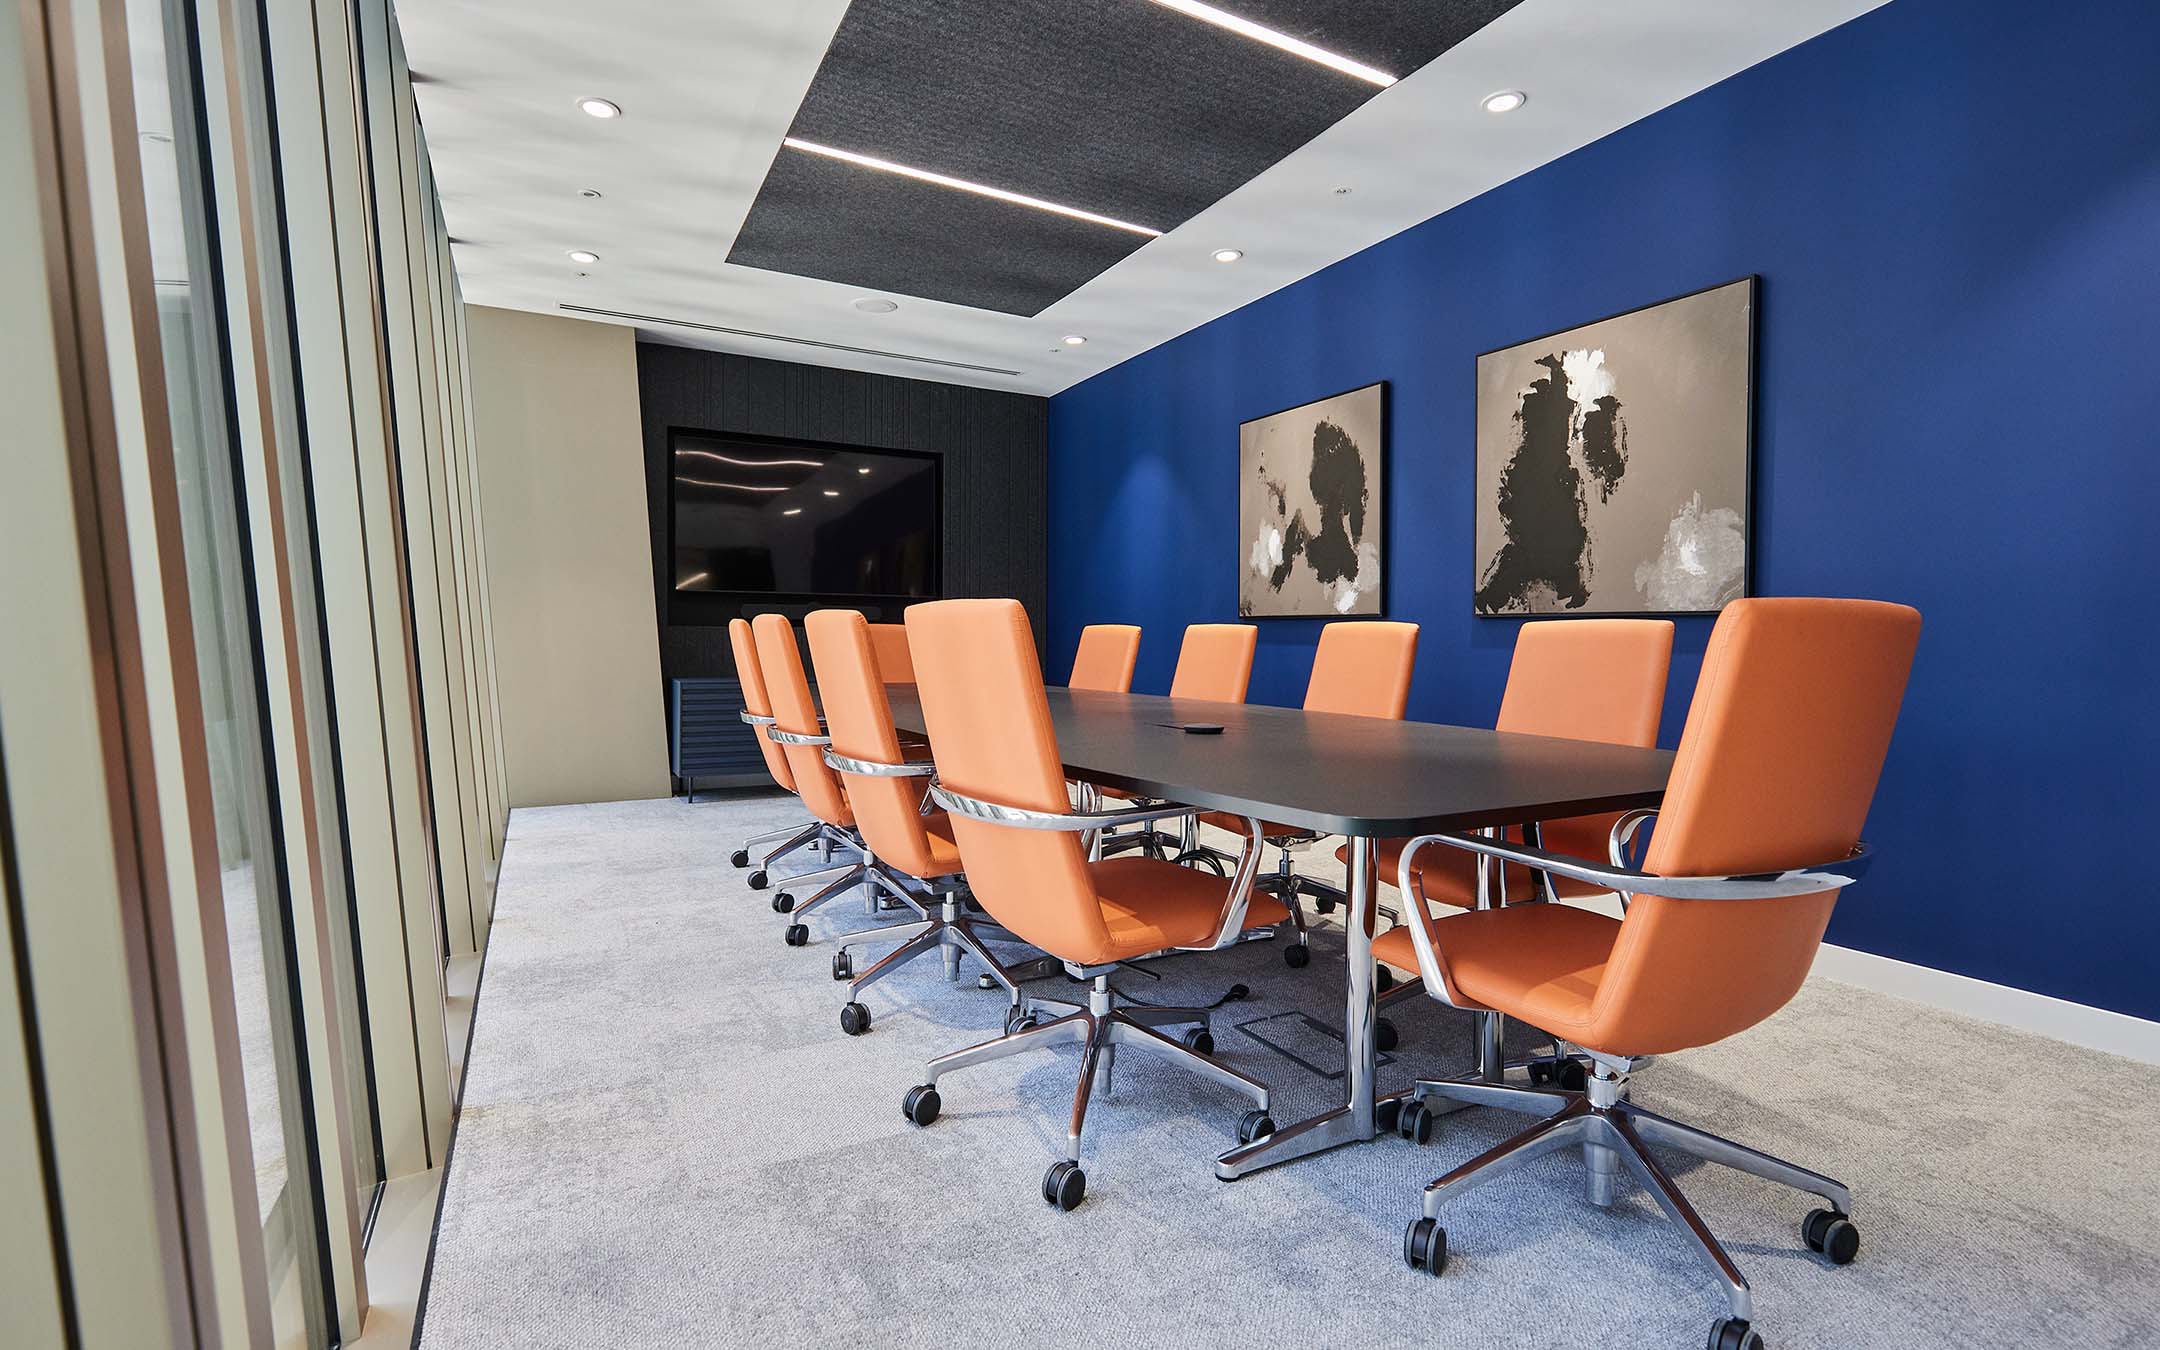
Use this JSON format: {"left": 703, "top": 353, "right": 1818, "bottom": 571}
{"left": 1240, "top": 383, "right": 1384, "bottom": 617}
{"left": 1474, "top": 278, "right": 1754, "bottom": 617}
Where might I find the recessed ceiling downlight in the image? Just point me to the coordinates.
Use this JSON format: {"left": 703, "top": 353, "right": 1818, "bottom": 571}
{"left": 577, "top": 97, "right": 622, "bottom": 119}
{"left": 1481, "top": 89, "right": 1527, "bottom": 114}
{"left": 1062, "top": 335, "right": 1087, "bottom": 346}
{"left": 1212, "top": 248, "right": 1244, "bottom": 263}
{"left": 567, "top": 250, "right": 600, "bottom": 264}
{"left": 852, "top": 297, "right": 899, "bottom": 314}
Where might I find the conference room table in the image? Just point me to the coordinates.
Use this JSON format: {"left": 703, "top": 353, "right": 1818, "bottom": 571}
{"left": 885, "top": 684, "right": 1675, "bottom": 1180}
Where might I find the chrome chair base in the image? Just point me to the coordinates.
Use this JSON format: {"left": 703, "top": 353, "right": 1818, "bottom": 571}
{"left": 1096, "top": 826, "right": 1184, "bottom": 859}
{"left": 752, "top": 822, "right": 862, "bottom": 886}
{"left": 1403, "top": 1062, "right": 1856, "bottom": 1337}
{"left": 904, "top": 974, "right": 1271, "bottom": 1207}
{"left": 834, "top": 890, "right": 1051, "bottom": 1019}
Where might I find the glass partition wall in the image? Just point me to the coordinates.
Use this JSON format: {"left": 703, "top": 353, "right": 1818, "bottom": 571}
{"left": 2, "top": 0, "right": 505, "bottom": 1343}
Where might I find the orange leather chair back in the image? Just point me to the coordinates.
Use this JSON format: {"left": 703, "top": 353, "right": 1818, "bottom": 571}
{"left": 751, "top": 614, "right": 853, "bottom": 829}
{"left": 867, "top": 622, "right": 914, "bottom": 684}
{"left": 907, "top": 600, "right": 1108, "bottom": 959}
{"left": 1304, "top": 621, "right": 1418, "bottom": 718}
{"left": 729, "top": 617, "right": 795, "bottom": 793}
{"left": 1068, "top": 624, "right": 1142, "bottom": 693}
{"left": 1498, "top": 619, "right": 1673, "bottom": 862}
{"left": 1168, "top": 623, "right": 1258, "bottom": 703}
{"left": 805, "top": 611, "right": 946, "bottom": 878}
{"left": 1587, "top": 598, "right": 1920, "bottom": 1054}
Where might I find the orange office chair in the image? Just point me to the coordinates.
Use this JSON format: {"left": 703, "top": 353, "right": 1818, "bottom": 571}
{"left": 1358, "top": 619, "right": 1671, "bottom": 1080}
{"left": 805, "top": 609, "right": 1054, "bottom": 1036}
{"left": 898, "top": 600, "right": 1283, "bottom": 1210}
{"left": 726, "top": 616, "right": 852, "bottom": 887}
{"left": 1168, "top": 622, "right": 1258, "bottom": 702}
{"left": 1067, "top": 623, "right": 1142, "bottom": 692}
{"left": 1195, "top": 621, "right": 1419, "bottom": 970}
{"left": 751, "top": 614, "right": 926, "bottom": 945}
{"left": 867, "top": 621, "right": 914, "bottom": 684}
{"left": 1098, "top": 622, "right": 1260, "bottom": 862}
{"left": 1387, "top": 598, "right": 1920, "bottom": 1350}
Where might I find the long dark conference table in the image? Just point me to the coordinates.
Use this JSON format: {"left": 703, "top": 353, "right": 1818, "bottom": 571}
{"left": 885, "top": 685, "right": 1675, "bottom": 1179}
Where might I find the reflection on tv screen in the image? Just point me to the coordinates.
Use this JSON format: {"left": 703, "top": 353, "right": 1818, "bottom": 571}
{"left": 670, "top": 433, "right": 940, "bottom": 598}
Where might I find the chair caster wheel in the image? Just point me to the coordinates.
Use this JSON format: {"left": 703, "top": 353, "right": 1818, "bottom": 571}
{"left": 1180, "top": 1027, "right": 1215, "bottom": 1056}
{"left": 1396, "top": 1099, "right": 1436, "bottom": 1145}
{"left": 832, "top": 952, "right": 853, "bottom": 981}
{"left": 1802, "top": 1209, "right": 1859, "bottom": 1265}
{"left": 839, "top": 1001, "right": 871, "bottom": 1036}
{"left": 1005, "top": 1006, "right": 1038, "bottom": 1035}
{"left": 1376, "top": 965, "right": 1394, "bottom": 992}
{"left": 1374, "top": 1097, "right": 1403, "bottom": 1135}
{"left": 1531, "top": 1056, "right": 1586, "bottom": 1090}
{"left": 1042, "top": 1160, "right": 1086, "bottom": 1211}
{"left": 1313, "top": 895, "right": 1336, "bottom": 915}
{"left": 730, "top": 849, "right": 750, "bottom": 868}
{"left": 1403, "top": 1217, "right": 1447, "bottom": 1274}
{"left": 1237, "top": 1109, "right": 1274, "bottom": 1144}
{"left": 1283, "top": 944, "right": 1311, "bottom": 969}
{"left": 748, "top": 869, "right": 769, "bottom": 890}
{"left": 783, "top": 924, "right": 809, "bottom": 947}
{"left": 771, "top": 892, "right": 794, "bottom": 913}
{"left": 1707, "top": 1317, "right": 1764, "bottom": 1350}
{"left": 1376, "top": 1018, "right": 1399, "bottom": 1053}
{"left": 902, "top": 1084, "right": 940, "bottom": 1126}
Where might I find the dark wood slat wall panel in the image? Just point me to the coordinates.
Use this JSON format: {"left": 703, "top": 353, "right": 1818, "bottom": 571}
{"left": 636, "top": 342, "right": 1048, "bottom": 698}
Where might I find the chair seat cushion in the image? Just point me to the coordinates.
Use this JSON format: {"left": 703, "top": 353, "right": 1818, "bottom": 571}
{"left": 1372, "top": 903, "right": 1619, "bottom": 1039}
{"left": 920, "top": 813, "right": 965, "bottom": 874}
{"left": 1345, "top": 836, "right": 1605, "bottom": 909}
{"left": 1089, "top": 857, "right": 1290, "bottom": 959}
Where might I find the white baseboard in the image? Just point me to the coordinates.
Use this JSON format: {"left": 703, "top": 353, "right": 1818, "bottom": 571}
{"left": 1809, "top": 942, "right": 2160, "bottom": 1066}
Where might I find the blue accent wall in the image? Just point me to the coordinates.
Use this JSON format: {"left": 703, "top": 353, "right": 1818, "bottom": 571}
{"left": 1046, "top": 0, "right": 2160, "bottom": 1021}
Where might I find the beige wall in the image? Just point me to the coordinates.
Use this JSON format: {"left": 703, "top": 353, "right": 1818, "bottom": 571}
{"left": 468, "top": 306, "right": 668, "bottom": 807}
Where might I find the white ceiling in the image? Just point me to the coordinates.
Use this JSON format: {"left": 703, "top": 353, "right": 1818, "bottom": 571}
{"left": 401, "top": 0, "right": 1886, "bottom": 397}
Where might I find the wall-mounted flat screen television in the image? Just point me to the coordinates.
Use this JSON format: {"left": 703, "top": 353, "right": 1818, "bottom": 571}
{"left": 669, "top": 430, "right": 941, "bottom": 599}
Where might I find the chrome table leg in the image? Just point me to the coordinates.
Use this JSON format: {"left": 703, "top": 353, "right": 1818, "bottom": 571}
{"left": 1216, "top": 834, "right": 1379, "bottom": 1179}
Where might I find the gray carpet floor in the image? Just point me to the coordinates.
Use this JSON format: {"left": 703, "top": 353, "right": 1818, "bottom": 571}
{"left": 419, "top": 795, "right": 2160, "bottom": 1349}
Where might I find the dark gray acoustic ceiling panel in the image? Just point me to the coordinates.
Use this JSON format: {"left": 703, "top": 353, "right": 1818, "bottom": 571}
{"left": 727, "top": 0, "right": 1525, "bottom": 317}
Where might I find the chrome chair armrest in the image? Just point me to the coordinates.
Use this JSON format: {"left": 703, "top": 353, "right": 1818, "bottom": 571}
{"left": 929, "top": 783, "right": 1267, "bottom": 951}
{"left": 822, "top": 750, "right": 935, "bottom": 778}
{"left": 766, "top": 727, "right": 832, "bottom": 747}
{"left": 932, "top": 783, "right": 1208, "bottom": 833}
{"left": 1392, "top": 830, "right": 1873, "bottom": 1010}
{"left": 1609, "top": 808, "right": 1660, "bottom": 869}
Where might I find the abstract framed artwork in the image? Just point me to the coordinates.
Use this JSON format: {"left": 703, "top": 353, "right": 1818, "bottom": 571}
{"left": 1473, "top": 276, "right": 1755, "bottom": 617}
{"left": 1239, "top": 382, "right": 1385, "bottom": 618}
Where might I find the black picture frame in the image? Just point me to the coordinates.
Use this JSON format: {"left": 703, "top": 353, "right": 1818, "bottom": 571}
{"left": 1472, "top": 275, "right": 1758, "bottom": 619}
{"left": 1237, "top": 379, "right": 1389, "bottom": 620}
